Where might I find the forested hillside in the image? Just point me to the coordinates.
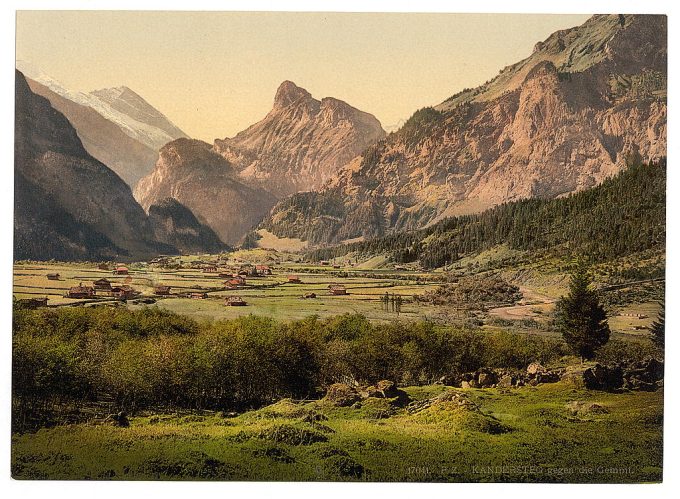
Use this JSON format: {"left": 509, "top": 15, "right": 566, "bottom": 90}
{"left": 307, "top": 160, "right": 666, "bottom": 268}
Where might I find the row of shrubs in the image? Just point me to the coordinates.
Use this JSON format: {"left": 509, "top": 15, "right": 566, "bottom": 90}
{"left": 12, "top": 307, "right": 657, "bottom": 424}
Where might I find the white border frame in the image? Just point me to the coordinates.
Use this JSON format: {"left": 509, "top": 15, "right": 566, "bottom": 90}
{"left": 1, "top": 1, "right": 676, "bottom": 498}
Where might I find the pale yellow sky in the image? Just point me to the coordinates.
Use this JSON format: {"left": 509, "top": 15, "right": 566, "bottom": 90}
{"left": 16, "top": 11, "right": 590, "bottom": 141}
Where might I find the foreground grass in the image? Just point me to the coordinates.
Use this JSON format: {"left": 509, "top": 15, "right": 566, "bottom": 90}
{"left": 12, "top": 382, "right": 663, "bottom": 482}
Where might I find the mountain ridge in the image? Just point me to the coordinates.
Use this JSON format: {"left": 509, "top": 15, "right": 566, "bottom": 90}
{"left": 136, "top": 81, "right": 387, "bottom": 243}
{"left": 14, "top": 70, "right": 175, "bottom": 261}
{"left": 260, "top": 14, "right": 667, "bottom": 247}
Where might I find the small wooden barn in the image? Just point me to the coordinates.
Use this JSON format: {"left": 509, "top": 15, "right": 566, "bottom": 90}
{"left": 111, "top": 285, "right": 136, "bottom": 299}
{"left": 328, "top": 284, "right": 348, "bottom": 295}
{"left": 66, "top": 284, "right": 95, "bottom": 299}
{"left": 225, "top": 276, "right": 245, "bottom": 288}
{"left": 154, "top": 285, "right": 172, "bottom": 295}
{"left": 93, "top": 278, "right": 112, "bottom": 291}
{"left": 46, "top": 273, "right": 60, "bottom": 280}
{"left": 190, "top": 292, "right": 208, "bottom": 299}
{"left": 288, "top": 275, "right": 302, "bottom": 283}
{"left": 113, "top": 266, "right": 129, "bottom": 275}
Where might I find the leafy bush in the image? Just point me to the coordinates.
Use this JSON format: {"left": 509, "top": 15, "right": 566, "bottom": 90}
{"left": 9, "top": 307, "right": 599, "bottom": 430}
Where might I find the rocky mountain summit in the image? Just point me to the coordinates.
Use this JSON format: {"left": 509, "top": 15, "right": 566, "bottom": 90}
{"left": 261, "top": 14, "right": 667, "bottom": 246}
{"left": 213, "top": 80, "right": 386, "bottom": 196}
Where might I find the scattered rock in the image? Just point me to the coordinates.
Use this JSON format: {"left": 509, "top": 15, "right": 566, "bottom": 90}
{"left": 406, "top": 390, "right": 478, "bottom": 414}
{"left": 527, "top": 362, "right": 547, "bottom": 376}
{"left": 497, "top": 375, "right": 516, "bottom": 388}
{"left": 622, "top": 358, "right": 664, "bottom": 391}
{"left": 359, "top": 380, "right": 410, "bottom": 406}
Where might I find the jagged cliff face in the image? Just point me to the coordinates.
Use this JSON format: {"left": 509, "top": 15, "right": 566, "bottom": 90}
{"left": 262, "top": 14, "right": 667, "bottom": 246}
{"left": 135, "top": 139, "right": 276, "bottom": 245}
{"left": 14, "top": 70, "right": 175, "bottom": 261}
{"left": 214, "top": 81, "right": 386, "bottom": 196}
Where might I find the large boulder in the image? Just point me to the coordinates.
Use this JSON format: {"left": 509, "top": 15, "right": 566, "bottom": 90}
{"left": 497, "top": 375, "right": 516, "bottom": 388}
{"left": 476, "top": 369, "right": 498, "bottom": 387}
{"left": 561, "top": 364, "right": 623, "bottom": 391}
{"left": 586, "top": 364, "right": 624, "bottom": 391}
{"left": 360, "top": 380, "right": 410, "bottom": 406}
{"left": 323, "top": 383, "right": 361, "bottom": 407}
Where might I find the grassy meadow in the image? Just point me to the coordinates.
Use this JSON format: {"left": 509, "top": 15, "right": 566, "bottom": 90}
{"left": 11, "top": 383, "right": 663, "bottom": 482}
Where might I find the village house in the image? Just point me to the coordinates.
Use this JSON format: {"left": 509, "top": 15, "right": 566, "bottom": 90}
{"left": 113, "top": 266, "right": 129, "bottom": 275}
{"left": 93, "top": 278, "right": 112, "bottom": 291}
{"left": 46, "top": 273, "right": 60, "bottom": 280}
{"left": 302, "top": 292, "right": 317, "bottom": 299}
{"left": 202, "top": 265, "right": 218, "bottom": 273}
{"left": 225, "top": 296, "right": 247, "bottom": 306}
{"left": 320, "top": 260, "right": 330, "bottom": 266}
{"left": 153, "top": 285, "right": 172, "bottom": 296}
{"left": 255, "top": 265, "right": 272, "bottom": 276}
{"left": 66, "top": 284, "right": 95, "bottom": 299}
{"left": 111, "top": 285, "right": 137, "bottom": 300}
{"left": 328, "top": 284, "right": 348, "bottom": 295}
{"left": 288, "top": 275, "right": 302, "bottom": 283}
{"left": 225, "top": 276, "right": 246, "bottom": 288}
{"left": 191, "top": 292, "right": 208, "bottom": 299}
